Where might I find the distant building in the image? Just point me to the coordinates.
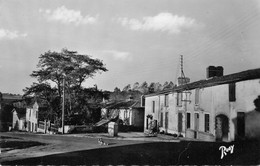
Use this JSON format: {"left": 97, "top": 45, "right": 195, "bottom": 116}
{"left": 144, "top": 67, "right": 260, "bottom": 141}
{"left": 98, "top": 98, "right": 144, "bottom": 131}
{"left": 12, "top": 100, "right": 41, "bottom": 133}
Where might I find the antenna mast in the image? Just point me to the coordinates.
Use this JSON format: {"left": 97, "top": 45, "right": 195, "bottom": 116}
{"left": 180, "top": 55, "right": 184, "bottom": 78}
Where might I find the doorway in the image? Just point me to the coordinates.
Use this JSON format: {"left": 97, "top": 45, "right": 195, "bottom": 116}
{"left": 215, "top": 114, "right": 229, "bottom": 141}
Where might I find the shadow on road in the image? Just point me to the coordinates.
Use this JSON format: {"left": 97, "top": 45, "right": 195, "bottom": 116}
{"left": 2, "top": 140, "right": 260, "bottom": 165}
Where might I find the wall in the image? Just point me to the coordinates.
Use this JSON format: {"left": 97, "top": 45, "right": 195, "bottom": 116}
{"left": 144, "top": 95, "right": 160, "bottom": 130}
{"left": 185, "top": 78, "right": 260, "bottom": 141}
{"left": 12, "top": 111, "right": 20, "bottom": 129}
{"left": 26, "top": 102, "right": 39, "bottom": 132}
{"left": 145, "top": 92, "right": 179, "bottom": 135}
{"left": 12, "top": 110, "right": 25, "bottom": 131}
{"left": 186, "top": 84, "right": 232, "bottom": 141}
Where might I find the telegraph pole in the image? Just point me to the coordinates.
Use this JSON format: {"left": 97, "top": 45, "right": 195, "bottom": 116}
{"left": 62, "top": 76, "right": 65, "bottom": 134}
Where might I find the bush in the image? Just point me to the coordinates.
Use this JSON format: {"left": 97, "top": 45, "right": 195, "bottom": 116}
{"left": 67, "top": 125, "right": 95, "bottom": 134}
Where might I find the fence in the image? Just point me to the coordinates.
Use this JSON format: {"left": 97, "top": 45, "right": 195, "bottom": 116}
{"left": 38, "top": 120, "right": 58, "bottom": 134}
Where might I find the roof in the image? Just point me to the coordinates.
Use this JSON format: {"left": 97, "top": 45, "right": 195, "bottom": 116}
{"left": 12, "top": 107, "right": 26, "bottom": 114}
{"left": 104, "top": 100, "right": 142, "bottom": 109}
{"left": 145, "top": 68, "right": 260, "bottom": 97}
{"left": 0, "top": 93, "right": 23, "bottom": 104}
{"left": 12, "top": 108, "right": 26, "bottom": 119}
{"left": 176, "top": 68, "right": 260, "bottom": 92}
{"left": 95, "top": 109, "right": 120, "bottom": 126}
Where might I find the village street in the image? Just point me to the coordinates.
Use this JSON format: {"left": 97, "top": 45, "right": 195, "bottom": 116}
{"left": 1, "top": 132, "right": 260, "bottom": 165}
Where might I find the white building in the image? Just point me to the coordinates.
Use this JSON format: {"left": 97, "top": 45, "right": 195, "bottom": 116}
{"left": 12, "top": 101, "right": 39, "bottom": 133}
{"left": 144, "top": 67, "right": 260, "bottom": 141}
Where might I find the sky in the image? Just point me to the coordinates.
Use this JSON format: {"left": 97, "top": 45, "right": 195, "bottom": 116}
{"left": 1, "top": 0, "right": 260, "bottom": 94}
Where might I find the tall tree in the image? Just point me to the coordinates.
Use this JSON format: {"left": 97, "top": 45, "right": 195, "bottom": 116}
{"left": 31, "top": 48, "right": 107, "bottom": 96}
{"left": 24, "top": 49, "right": 108, "bottom": 125}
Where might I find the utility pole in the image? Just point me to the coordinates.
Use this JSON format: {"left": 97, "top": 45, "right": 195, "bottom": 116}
{"left": 62, "top": 76, "right": 65, "bottom": 134}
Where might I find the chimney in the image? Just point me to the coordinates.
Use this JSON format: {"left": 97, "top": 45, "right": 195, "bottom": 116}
{"left": 207, "top": 66, "right": 224, "bottom": 78}
{"left": 215, "top": 66, "right": 224, "bottom": 77}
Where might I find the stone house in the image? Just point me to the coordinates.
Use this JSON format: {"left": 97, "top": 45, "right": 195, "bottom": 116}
{"left": 144, "top": 67, "right": 260, "bottom": 141}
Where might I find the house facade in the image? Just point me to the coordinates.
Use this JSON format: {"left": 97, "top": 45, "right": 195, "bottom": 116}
{"left": 144, "top": 68, "right": 260, "bottom": 142}
{"left": 12, "top": 101, "right": 39, "bottom": 132}
{"left": 12, "top": 108, "right": 26, "bottom": 131}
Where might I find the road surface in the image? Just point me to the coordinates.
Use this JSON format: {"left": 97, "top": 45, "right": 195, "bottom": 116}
{"left": 1, "top": 132, "right": 260, "bottom": 165}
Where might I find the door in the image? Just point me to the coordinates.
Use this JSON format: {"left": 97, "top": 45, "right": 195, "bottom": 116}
{"left": 237, "top": 112, "right": 245, "bottom": 139}
{"left": 215, "top": 114, "right": 229, "bottom": 141}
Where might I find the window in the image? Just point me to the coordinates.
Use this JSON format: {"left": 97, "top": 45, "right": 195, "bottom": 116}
{"left": 194, "top": 113, "right": 199, "bottom": 130}
{"left": 178, "top": 113, "right": 183, "bottom": 132}
{"left": 177, "top": 93, "right": 182, "bottom": 106}
{"left": 165, "top": 112, "right": 169, "bottom": 129}
{"left": 205, "top": 114, "right": 210, "bottom": 132}
{"left": 229, "top": 83, "right": 236, "bottom": 102}
{"left": 165, "top": 94, "right": 169, "bottom": 107}
{"left": 152, "top": 101, "right": 155, "bottom": 113}
{"left": 187, "top": 112, "right": 191, "bottom": 129}
{"left": 195, "top": 89, "right": 200, "bottom": 105}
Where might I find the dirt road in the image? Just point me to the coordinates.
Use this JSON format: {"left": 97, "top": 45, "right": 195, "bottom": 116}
{"left": 0, "top": 132, "right": 145, "bottom": 163}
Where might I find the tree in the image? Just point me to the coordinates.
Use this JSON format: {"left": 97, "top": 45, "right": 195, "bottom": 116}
{"left": 132, "top": 82, "right": 140, "bottom": 91}
{"left": 139, "top": 81, "right": 148, "bottom": 94}
{"left": 31, "top": 48, "right": 107, "bottom": 96}
{"left": 148, "top": 82, "right": 155, "bottom": 93}
{"left": 24, "top": 48, "right": 108, "bottom": 125}
{"left": 23, "top": 82, "right": 59, "bottom": 122}
{"left": 163, "top": 81, "right": 175, "bottom": 90}
{"left": 122, "top": 84, "right": 131, "bottom": 92}
{"left": 154, "top": 82, "right": 163, "bottom": 92}
{"left": 114, "top": 87, "right": 121, "bottom": 92}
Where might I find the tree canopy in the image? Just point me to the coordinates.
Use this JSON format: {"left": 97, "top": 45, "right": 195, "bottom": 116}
{"left": 23, "top": 49, "right": 108, "bottom": 125}
{"left": 30, "top": 49, "right": 107, "bottom": 95}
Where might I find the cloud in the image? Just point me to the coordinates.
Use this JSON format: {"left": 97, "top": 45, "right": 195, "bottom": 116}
{"left": 39, "top": 6, "right": 98, "bottom": 25}
{"left": 118, "top": 12, "right": 200, "bottom": 34}
{"left": 0, "top": 28, "right": 27, "bottom": 40}
{"left": 102, "top": 50, "right": 132, "bottom": 61}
